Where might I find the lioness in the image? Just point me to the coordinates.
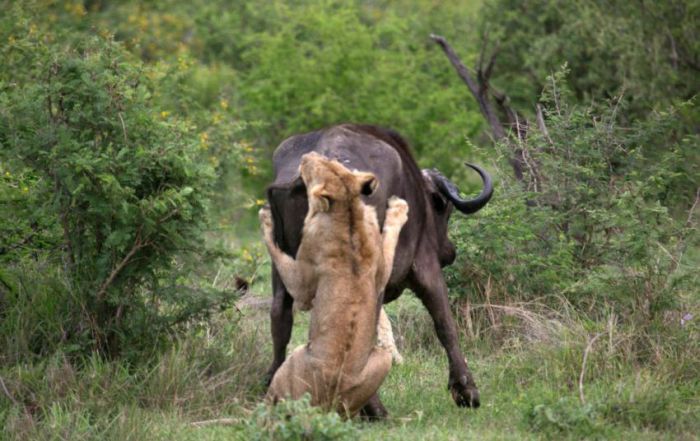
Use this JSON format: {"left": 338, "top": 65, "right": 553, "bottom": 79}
{"left": 259, "top": 152, "right": 408, "bottom": 415}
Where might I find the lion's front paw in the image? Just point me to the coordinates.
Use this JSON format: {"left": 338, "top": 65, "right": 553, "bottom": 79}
{"left": 386, "top": 196, "right": 409, "bottom": 227}
{"left": 259, "top": 206, "right": 273, "bottom": 228}
{"left": 259, "top": 206, "right": 274, "bottom": 240}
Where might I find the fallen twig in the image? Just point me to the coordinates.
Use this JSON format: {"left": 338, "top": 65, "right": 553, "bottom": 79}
{"left": 189, "top": 417, "right": 240, "bottom": 427}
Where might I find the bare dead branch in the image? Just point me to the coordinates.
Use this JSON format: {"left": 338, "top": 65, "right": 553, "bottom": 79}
{"left": 536, "top": 103, "right": 553, "bottom": 145}
{"left": 684, "top": 187, "right": 700, "bottom": 228}
{"left": 483, "top": 49, "right": 498, "bottom": 82}
{"left": 118, "top": 112, "right": 128, "bottom": 143}
{"left": 190, "top": 417, "right": 240, "bottom": 427}
{"left": 430, "top": 34, "right": 506, "bottom": 141}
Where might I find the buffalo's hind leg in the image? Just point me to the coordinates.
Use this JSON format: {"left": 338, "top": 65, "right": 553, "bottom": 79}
{"left": 410, "top": 256, "right": 480, "bottom": 408}
{"left": 265, "top": 266, "right": 294, "bottom": 386}
{"left": 359, "top": 393, "right": 388, "bottom": 421}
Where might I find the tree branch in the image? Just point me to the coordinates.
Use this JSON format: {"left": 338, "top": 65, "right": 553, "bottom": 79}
{"left": 96, "top": 228, "right": 148, "bottom": 302}
{"left": 536, "top": 103, "right": 553, "bottom": 145}
{"left": 430, "top": 34, "right": 506, "bottom": 141}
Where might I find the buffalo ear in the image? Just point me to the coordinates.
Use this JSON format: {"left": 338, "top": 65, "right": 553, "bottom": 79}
{"left": 431, "top": 191, "right": 448, "bottom": 212}
{"left": 354, "top": 171, "right": 378, "bottom": 196}
{"left": 310, "top": 184, "right": 332, "bottom": 212}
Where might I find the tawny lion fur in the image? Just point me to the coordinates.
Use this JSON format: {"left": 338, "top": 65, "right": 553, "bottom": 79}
{"left": 259, "top": 152, "right": 408, "bottom": 415}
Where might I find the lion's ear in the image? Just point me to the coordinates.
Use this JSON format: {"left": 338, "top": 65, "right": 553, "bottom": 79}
{"left": 299, "top": 152, "right": 324, "bottom": 184}
{"left": 354, "top": 171, "right": 378, "bottom": 196}
{"left": 310, "top": 184, "right": 332, "bottom": 212}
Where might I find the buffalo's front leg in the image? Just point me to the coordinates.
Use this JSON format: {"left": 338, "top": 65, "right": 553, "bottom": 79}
{"left": 266, "top": 266, "right": 294, "bottom": 386}
{"left": 410, "top": 256, "right": 480, "bottom": 408}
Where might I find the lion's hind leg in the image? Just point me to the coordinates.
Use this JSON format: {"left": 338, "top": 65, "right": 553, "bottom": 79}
{"left": 339, "top": 347, "right": 392, "bottom": 416}
{"left": 267, "top": 345, "right": 314, "bottom": 403}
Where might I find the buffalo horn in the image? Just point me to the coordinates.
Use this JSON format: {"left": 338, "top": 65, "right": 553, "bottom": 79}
{"left": 431, "top": 163, "right": 493, "bottom": 214}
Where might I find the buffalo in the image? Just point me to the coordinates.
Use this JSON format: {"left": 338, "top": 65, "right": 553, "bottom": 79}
{"left": 264, "top": 124, "right": 493, "bottom": 417}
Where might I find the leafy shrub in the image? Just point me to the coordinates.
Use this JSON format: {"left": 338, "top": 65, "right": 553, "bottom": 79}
{"left": 528, "top": 397, "right": 607, "bottom": 438}
{"left": 479, "top": 0, "right": 699, "bottom": 122}
{"left": 210, "top": 0, "right": 485, "bottom": 175}
{"left": 448, "top": 73, "right": 698, "bottom": 334}
{"left": 0, "top": 21, "right": 231, "bottom": 358}
{"left": 242, "top": 395, "right": 358, "bottom": 441}
{"left": 527, "top": 378, "right": 688, "bottom": 437}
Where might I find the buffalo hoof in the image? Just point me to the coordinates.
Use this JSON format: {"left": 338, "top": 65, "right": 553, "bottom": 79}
{"left": 449, "top": 375, "right": 480, "bottom": 408}
{"left": 359, "top": 396, "right": 389, "bottom": 421}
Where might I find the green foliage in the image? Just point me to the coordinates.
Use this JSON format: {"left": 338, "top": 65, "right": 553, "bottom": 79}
{"left": 0, "top": 1, "right": 698, "bottom": 439}
{"left": 480, "top": 0, "right": 700, "bottom": 120}
{"left": 449, "top": 73, "right": 699, "bottom": 335}
{"left": 527, "top": 379, "right": 689, "bottom": 437}
{"left": 528, "top": 397, "right": 607, "bottom": 438}
{"left": 122, "top": 0, "right": 486, "bottom": 175}
{"left": 232, "top": 1, "right": 485, "bottom": 173}
{"left": 0, "top": 6, "right": 239, "bottom": 358}
{"left": 242, "top": 395, "right": 359, "bottom": 441}
{"left": 0, "top": 310, "right": 270, "bottom": 440}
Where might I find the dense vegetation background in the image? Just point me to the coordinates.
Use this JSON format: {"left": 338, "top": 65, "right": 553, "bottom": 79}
{"left": 0, "top": 0, "right": 698, "bottom": 439}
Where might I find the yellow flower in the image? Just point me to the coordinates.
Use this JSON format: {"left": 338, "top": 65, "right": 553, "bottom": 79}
{"left": 65, "top": 3, "right": 86, "bottom": 17}
{"left": 4, "top": 171, "right": 10, "bottom": 177}
{"left": 160, "top": 111, "right": 170, "bottom": 119}
{"left": 255, "top": 199, "right": 266, "bottom": 206}
{"left": 177, "top": 56, "right": 190, "bottom": 71}
{"left": 219, "top": 99, "right": 229, "bottom": 110}
{"left": 22, "top": 186, "right": 29, "bottom": 193}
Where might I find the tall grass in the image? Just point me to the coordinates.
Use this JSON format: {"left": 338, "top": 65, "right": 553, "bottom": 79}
{"left": 1, "top": 260, "right": 697, "bottom": 440}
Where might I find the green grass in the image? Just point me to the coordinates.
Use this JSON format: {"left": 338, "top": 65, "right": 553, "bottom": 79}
{"left": 1, "top": 273, "right": 698, "bottom": 440}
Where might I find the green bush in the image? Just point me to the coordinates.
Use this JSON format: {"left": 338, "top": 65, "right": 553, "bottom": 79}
{"left": 528, "top": 397, "right": 607, "bottom": 438}
{"left": 0, "top": 25, "right": 226, "bottom": 358}
{"left": 203, "top": 0, "right": 485, "bottom": 175}
{"left": 448, "top": 73, "right": 698, "bottom": 330}
{"left": 242, "top": 395, "right": 359, "bottom": 441}
{"left": 479, "top": 0, "right": 699, "bottom": 121}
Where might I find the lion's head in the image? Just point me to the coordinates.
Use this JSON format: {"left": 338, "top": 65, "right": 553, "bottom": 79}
{"left": 299, "top": 152, "right": 378, "bottom": 213}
